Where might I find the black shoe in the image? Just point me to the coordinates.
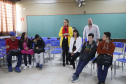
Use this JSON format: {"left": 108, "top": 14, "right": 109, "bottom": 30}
{"left": 66, "top": 61, "right": 69, "bottom": 65}
{"left": 72, "top": 63, "right": 75, "bottom": 69}
{"left": 36, "top": 63, "right": 39, "bottom": 68}
{"left": 97, "top": 82, "right": 101, "bottom": 84}
{"left": 63, "top": 63, "right": 65, "bottom": 66}
{"left": 97, "top": 82, "right": 105, "bottom": 84}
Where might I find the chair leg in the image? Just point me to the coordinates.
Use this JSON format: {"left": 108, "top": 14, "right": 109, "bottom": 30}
{"left": 122, "top": 62, "right": 123, "bottom": 72}
{"left": 91, "top": 61, "right": 92, "bottom": 75}
{"left": 33, "top": 54, "right": 35, "bottom": 66}
{"left": 114, "top": 61, "right": 116, "bottom": 76}
{"left": 111, "top": 65, "right": 112, "bottom": 80}
{"left": 47, "top": 50, "right": 52, "bottom": 65}
{"left": 118, "top": 55, "right": 120, "bottom": 68}
{"left": 43, "top": 53, "right": 45, "bottom": 63}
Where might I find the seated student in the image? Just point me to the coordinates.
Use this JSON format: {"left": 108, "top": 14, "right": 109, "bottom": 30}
{"left": 6, "top": 31, "right": 22, "bottom": 72}
{"left": 32, "top": 34, "right": 45, "bottom": 70}
{"left": 97, "top": 32, "right": 115, "bottom": 84}
{"left": 71, "top": 33, "right": 97, "bottom": 82}
{"left": 67, "top": 29, "right": 82, "bottom": 69}
{"left": 18, "top": 32, "right": 34, "bottom": 69}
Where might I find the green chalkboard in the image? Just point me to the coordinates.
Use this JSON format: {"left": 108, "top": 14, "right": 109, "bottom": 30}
{"left": 27, "top": 13, "right": 126, "bottom": 39}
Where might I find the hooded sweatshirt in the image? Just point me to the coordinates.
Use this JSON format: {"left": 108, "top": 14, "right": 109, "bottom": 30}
{"left": 80, "top": 41, "right": 97, "bottom": 61}
{"left": 97, "top": 40, "right": 115, "bottom": 58}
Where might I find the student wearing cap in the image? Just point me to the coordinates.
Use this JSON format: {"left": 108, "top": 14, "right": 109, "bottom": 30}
{"left": 18, "top": 32, "right": 34, "bottom": 70}
{"left": 6, "top": 31, "right": 22, "bottom": 72}
{"left": 32, "top": 34, "right": 45, "bottom": 70}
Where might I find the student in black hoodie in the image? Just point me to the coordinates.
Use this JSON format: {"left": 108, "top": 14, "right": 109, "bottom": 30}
{"left": 71, "top": 33, "right": 97, "bottom": 83}
{"left": 32, "top": 34, "right": 45, "bottom": 70}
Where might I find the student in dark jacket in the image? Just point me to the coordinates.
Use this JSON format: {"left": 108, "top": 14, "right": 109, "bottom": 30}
{"left": 97, "top": 32, "right": 115, "bottom": 84}
{"left": 32, "top": 34, "right": 45, "bottom": 70}
{"left": 71, "top": 33, "right": 97, "bottom": 83}
{"left": 18, "top": 32, "right": 34, "bottom": 70}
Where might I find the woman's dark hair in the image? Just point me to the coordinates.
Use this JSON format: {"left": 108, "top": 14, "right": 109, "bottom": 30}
{"left": 73, "top": 29, "right": 80, "bottom": 37}
{"left": 21, "top": 32, "right": 26, "bottom": 42}
{"left": 64, "top": 19, "right": 69, "bottom": 26}
{"left": 88, "top": 33, "right": 94, "bottom": 38}
{"left": 72, "top": 27, "right": 76, "bottom": 30}
{"left": 104, "top": 32, "right": 111, "bottom": 39}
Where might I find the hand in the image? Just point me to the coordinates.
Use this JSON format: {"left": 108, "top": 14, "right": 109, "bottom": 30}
{"left": 62, "top": 33, "right": 67, "bottom": 36}
{"left": 66, "top": 33, "right": 69, "bottom": 36}
{"left": 25, "top": 47, "right": 28, "bottom": 51}
{"left": 107, "top": 53, "right": 112, "bottom": 56}
{"left": 33, "top": 39, "right": 37, "bottom": 42}
{"left": 71, "top": 52, "right": 74, "bottom": 56}
{"left": 36, "top": 47, "right": 39, "bottom": 49}
{"left": 83, "top": 40, "right": 85, "bottom": 44}
{"left": 6, "top": 45, "right": 10, "bottom": 49}
{"left": 97, "top": 40, "right": 99, "bottom": 44}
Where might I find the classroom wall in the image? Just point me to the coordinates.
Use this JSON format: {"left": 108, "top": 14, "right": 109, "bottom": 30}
{"left": 16, "top": 0, "right": 126, "bottom": 36}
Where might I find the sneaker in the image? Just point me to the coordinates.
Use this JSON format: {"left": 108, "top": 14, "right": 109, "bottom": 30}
{"left": 8, "top": 66, "right": 13, "bottom": 72}
{"left": 97, "top": 82, "right": 105, "bottom": 84}
{"left": 15, "top": 67, "right": 21, "bottom": 73}
{"left": 29, "top": 65, "right": 32, "bottom": 68}
{"left": 23, "top": 66, "right": 27, "bottom": 70}
{"left": 36, "top": 63, "right": 39, "bottom": 68}
{"left": 72, "top": 75, "right": 79, "bottom": 83}
{"left": 72, "top": 74, "right": 76, "bottom": 80}
{"left": 39, "top": 64, "right": 42, "bottom": 70}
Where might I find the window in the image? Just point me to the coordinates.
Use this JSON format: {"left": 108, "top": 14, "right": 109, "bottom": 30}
{"left": 0, "top": 1, "right": 16, "bottom": 36}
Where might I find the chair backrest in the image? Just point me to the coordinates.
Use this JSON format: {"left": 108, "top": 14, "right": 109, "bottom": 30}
{"left": 17, "top": 37, "right": 21, "bottom": 40}
{"left": 56, "top": 40, "right": 60, "bottom": 46}
{"left": 42, "top": 37, "right": 48, "bottom": 40}
{"left": 50, "top": 37, "right": 57, "bottom": 41}
{"left": 113, "top": 42, "right": 124, "bottom": 48}
{"left": 51, "top": 41, "right": 57, "bottom": 46}
{"left": 85, "top": 38, "right": 87, "bottom": 42}
{"left": 125, "top": 44, "right": 126, "bottom": 52}
{"left": 0, "top": 39, "right": 5, "bottom": 42}
{"left": 47, "top": 39, "right": 51, "bottom": 44}
{"left": 82, "top": 38, "right": 87, "bottom": 42}
{"left": 43, "top": 40, "right": 48, "bottom": 46}
{"left": 28, "top": 37, "right": 31, "bottom": 39}
{"left": 123, "top": 44, "right": 126, "bottom": 58}
{"left": 114, "top": 42, "right": 124, "bottom": 53}
{"left": 0, "top": 41, "right": 6, "bottom": 50}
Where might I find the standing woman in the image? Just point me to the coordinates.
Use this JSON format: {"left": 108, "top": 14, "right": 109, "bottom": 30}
{"left": 18, "top": 32, "right": 34, "bottom": 69}
{"left": 59, "top": 19, "right": 73, "bottom": 66}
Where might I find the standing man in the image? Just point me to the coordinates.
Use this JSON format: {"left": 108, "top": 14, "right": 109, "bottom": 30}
{"left": 83, "top": 18, "right": 100, "bottom": 43}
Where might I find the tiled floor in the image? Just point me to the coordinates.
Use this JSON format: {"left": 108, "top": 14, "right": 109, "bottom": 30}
{"left": 0, "top": 54, "right": 126, "bottom": 84}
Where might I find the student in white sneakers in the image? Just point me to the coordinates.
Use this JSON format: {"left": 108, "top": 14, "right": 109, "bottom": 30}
{"left": 33, "top": 34, "right": 45, "bottom": 70}
{"left": 18, "top": 32, "right": 34, "bottom": 69}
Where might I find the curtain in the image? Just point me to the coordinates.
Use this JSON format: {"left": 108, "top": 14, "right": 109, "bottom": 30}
{"left": 0, "top": 0, "right": 16, "bottom": 36}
